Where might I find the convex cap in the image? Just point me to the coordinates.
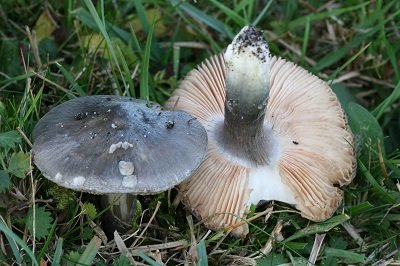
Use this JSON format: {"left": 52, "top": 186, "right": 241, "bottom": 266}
{"left": 33, "top": 95, "right": 208, "bottom": 194}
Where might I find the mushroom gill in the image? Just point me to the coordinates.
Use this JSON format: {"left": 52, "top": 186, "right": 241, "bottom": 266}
{"left": 166, "top": 28, "right": 356, "bottom": 236}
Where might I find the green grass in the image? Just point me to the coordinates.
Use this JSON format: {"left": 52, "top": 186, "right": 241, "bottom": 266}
{"left": 0, "top": 0, "right": 400, "bottom": 265}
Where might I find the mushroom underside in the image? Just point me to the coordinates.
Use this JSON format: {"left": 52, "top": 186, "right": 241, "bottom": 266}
{"left": 166, "top": 54, "right": 356, "bottom": 235}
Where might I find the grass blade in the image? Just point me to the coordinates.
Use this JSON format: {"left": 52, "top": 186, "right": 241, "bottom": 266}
{"left": 169, "top": 0, "right": 233, "bottom": 38}
{"left": 208, "top": 0, "right": 245, "bottom": 26}
{"left": 300, "top": 15, "right": 310, "bottom": 66}
{"left": 55, "top": 63, "right": 86, "bottom": 96}
{"left": 21, "top": 87, "right": 42, "bottom": 126}
{"left": 288, "top": 2, "right": 369, "bottom": 30}
{"left": 73, "top": 7, "right": 131, "bottom": 43}
{"left": 1, "top": 220, "right": 22, "bottom": 264}
{"left": 284, "top": 214, "right": 350, "bottom": 243}
{"left": 348, "top": 202, "right": 374, "bottom": 216}
{"left": 372, "top": 80, "right": 400, "bottom": 120}
{"left": 51, "top": 237, "right": 64, "bottom": 266}
{"left": 0, "top": 72, "right": 36, "bottom": 88}
{"left": 252, "top": 0, "right": 273, "bottom": 26}
{"left": 77, "top": 236, "right": 102, "bottom": 265}
{"left": 133, "top": 0, "right": 150, "bottom": 33}
{"left": 82, "top": 0, "right": 126, "bottom": 93}
{"left": 197, "top": 239, "right": 208, "bottom": 266}
{"left": 328, "top": 42, "right": 371, "bottom": 82}
{"left": 140, "top": 15, "right": 156, "bottom": 102}
{"left": 358, "top": 160, "right": 397, "bottom": 204}
{"left": 325, "top": 247, "right": 366, "bottom": 263}
{"left": 129, "top": 24, "right": 143, "bottom": 57}
{"left": 136, "top": 250, "right": 163, "bottom": 266}
{"left": 116, "top": 44, "right": 136, "bottom": 97}
{"left": 0, "top": 216, "right": 39, "bottom": 266}
{"left": 37, "top": 219, "right": 58, "bottom": 263}
{"left": 173, "top": 45, "right": 180, "bottom": 79}
{"left": 314, "top": 30, "right": 375, "bottom": 72}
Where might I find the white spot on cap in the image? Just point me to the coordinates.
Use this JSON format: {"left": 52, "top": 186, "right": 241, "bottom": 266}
{"left": 54, "top": 173, "right": 62, "bottom": 181}
{"left": 118, "top": 161, "right": 134, "bottom": 176}
{"left": 109, "top": 141, "right": 133, "bottom": 154}
{"left": 122, "top": 175, "right": 137, "bottom": 188}
{"left": 121, "top": 142, "right": 133, "bottom": 149}
{"left": 72, "top": 176, "right": 86, "bottom": 186}
{"left": 111, "top": 123, "right": 117, "bottom": 129}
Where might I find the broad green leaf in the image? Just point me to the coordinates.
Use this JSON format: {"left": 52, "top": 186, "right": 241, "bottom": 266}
{"left": 66, "top": 251, "right": 81, "bottom": 266}
{"left": 0, "top": 170, "right": 10, "bottom": 193}
{"left": 24, "top": 205, "right": 54, "bottom": 240}
{"left": 0, "top": 130, "right": 21, "bottom": 149}
{"left": 8, "top": 151, "right": 31, "bottom": 178}
{"left": 347, "top": 102, "right": 385, "bottom": 157}
{"left": 81, "top": 227, "right": 94, "bottom": 241}
{"left": 0, "top": 40, "right": 24, "bottom": 78}
{"left": 33, "top": 11, "right": 56, "bottom": 43}
{"left": 284, "top": 214, "right": 349, "bottom": 243}
{"left": 82, "top": 202, "right": 97, "bottom": 219}
{"left": 331, "top": 83, "right": 358, "bottom": 115}
{"left": 329, "top": 236, "right": 348, "bottom": 250}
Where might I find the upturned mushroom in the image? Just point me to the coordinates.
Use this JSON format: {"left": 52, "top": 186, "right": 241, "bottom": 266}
{"left": 166, "top": 25, "right": 356, "bottom": 236}
{"left": 33, "top": 95, "right": 207, "bottom": 230}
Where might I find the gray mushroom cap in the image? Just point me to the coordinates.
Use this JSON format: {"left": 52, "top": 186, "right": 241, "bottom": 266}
{"left": 32, "top": 95, "right": 208, "bottom": 194}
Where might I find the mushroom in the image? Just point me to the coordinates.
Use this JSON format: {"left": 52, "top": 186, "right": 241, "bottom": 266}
{"left": 165, "top": 26, "right": 356, "bottom": 236}
{"left": 32, "top": 95, "right": 207, "bottom": 231}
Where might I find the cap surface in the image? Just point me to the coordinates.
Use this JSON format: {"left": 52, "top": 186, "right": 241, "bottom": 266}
{"left": 166, "top": 53, "right": 356, "bottom": 236}
{"left": 33, "top": 95, "right": 208, "bottom": 194}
